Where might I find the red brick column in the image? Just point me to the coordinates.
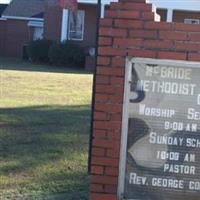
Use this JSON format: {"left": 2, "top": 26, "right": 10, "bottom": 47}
{"left": 90, "top": 0, "right": 200, "bottom": 199}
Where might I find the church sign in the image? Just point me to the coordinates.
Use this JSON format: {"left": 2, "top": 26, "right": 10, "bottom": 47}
{"left": 118, "top": 58, "right": 200, "bottom": 200}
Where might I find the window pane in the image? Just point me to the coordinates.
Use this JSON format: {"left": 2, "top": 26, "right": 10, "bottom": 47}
{"left": 68, "top": 10, "right": 85, "bottom": 40}
{"left": 33, "top": 27, "right": 44, "bottom": 41}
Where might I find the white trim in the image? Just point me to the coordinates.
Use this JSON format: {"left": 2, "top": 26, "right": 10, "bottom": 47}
{"left": 166, "top": 9, "right": 173, "bottom": 22}
{"left": 68, "top": 37, "right": 84, "bottom": 41}
{"left": 0, "top": 17, "right": 7, "bottom": 21}
{"left": 61, "top": 9, "right": 69, "bottom": 42}
{"left": 118, "top": 57, "right": 132, "bottom": 200}
{"left": 130, "top": 57, "right": 200, "bottom": 68}
{"left": 27, "top": 21, "right": 44, "bottom": 27}
{"left": 101, "top": 3, "right": 105, "bottom": 18}
{"left": 154, "top": 13, "right": 160, "bottom": 22}
{"left": 1, "top": 15, "right": 44, "bottom": 21}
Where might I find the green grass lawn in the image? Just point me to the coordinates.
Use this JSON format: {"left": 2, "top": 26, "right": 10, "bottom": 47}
{"left": 0, "top": 57, "right": 93, "bottom": 199}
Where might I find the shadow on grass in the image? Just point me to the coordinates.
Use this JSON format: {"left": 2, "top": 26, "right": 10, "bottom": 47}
{"left": 0, "top": 105, "right": 91, "bottom": 199}
{"left": 0, "top": 57, "right": 92, "bottom": 75}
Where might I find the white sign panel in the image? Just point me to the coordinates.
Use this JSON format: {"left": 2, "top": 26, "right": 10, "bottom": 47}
{"left": 119, "top": 58, "right": 200, "bottom": 200}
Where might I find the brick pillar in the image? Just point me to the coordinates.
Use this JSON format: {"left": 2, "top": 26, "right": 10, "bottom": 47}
{"left": 89, "top": 0, "right": 200, "bottom": 199}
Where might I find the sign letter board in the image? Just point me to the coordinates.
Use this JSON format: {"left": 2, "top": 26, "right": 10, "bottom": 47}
{"left": 119, "top": 58, "right": 200, "bottom": 200}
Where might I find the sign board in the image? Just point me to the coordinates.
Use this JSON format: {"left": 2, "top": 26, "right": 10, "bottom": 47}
{"left": 118, "top": 58, "right": 200, "bottom": 200}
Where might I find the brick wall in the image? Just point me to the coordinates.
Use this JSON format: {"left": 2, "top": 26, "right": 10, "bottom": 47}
{"left": 44, "top": 1, "right": 62, "bottom": 41}
{"left": 5, "top": 19, "right": 31, "bottom": 57}
{"left": 0, "top": 20, "right": 6, "bottom": 56}
{"left": 0, "top": 19, "right": 31, "bottom": 58}
{"left": 90, "top": 0, "right": 200, "bottom": 199}
{"left": 173, "top": 10, "right": 200, "bottom": 23}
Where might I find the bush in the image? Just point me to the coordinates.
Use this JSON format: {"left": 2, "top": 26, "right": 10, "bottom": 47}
{"left": 27, "top": 39, "right": 53, "bottom": 62}
{"left": 48, "top": 41, "right": 85, "bottom": 66}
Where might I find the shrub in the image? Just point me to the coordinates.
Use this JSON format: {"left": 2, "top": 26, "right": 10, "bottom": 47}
{"left": 48, "top": 41, "right": 85, "bottom": 66}
{"left": 27, "top": 39, "right": 53, "bottom": 62}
